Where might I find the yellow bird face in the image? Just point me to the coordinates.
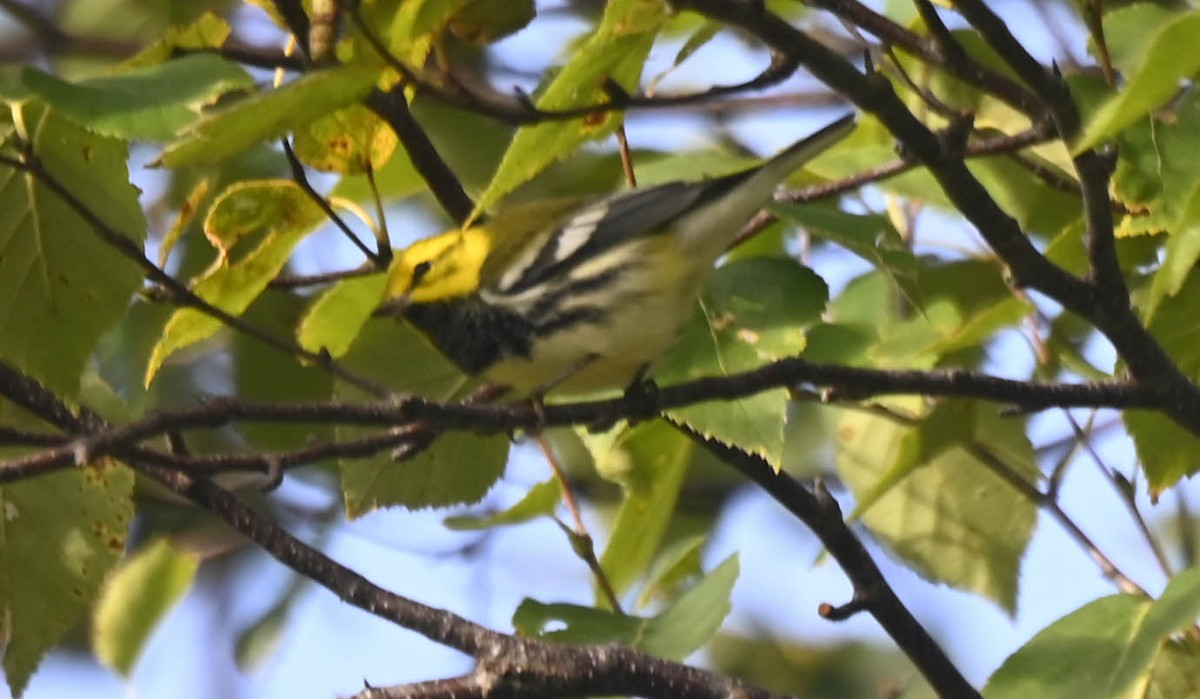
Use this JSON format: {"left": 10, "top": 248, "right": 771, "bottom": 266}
{"left": 382, "top": 228, "right": 491, "bottom": 307}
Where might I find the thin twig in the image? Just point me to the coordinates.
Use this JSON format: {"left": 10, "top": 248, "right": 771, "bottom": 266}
{"left": 535, "top": 434, "right": 624, "bottom": 613}
{"left": 1179, "top": 490, "right": 1197, "bottom": 570}
{"left": 364, "top": 88, "right": 476, "bottom": 225}
{"left": 615, "top": 126, "right": 638, "bottom": 188}
{"left": 1066, "top": 413, "right": 1174, "bottom": 579}
{"left": 281, "top": 139, "right": 381, "bottom": 264}
{"left": 963, "top": 439, "right": 1148, "bottom": 595}
{"left": 268, "top": 265, "right": 379, "bottom": 290}
{"left": 344, "top": 0, "right": 800, "bottom": 126}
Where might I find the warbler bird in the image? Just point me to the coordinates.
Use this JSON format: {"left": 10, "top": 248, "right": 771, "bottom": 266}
{"left": 380, "top": 114, "right": 855, "bottom": 396}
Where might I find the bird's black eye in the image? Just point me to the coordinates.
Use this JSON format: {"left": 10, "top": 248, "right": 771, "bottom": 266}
{"left": 412, "top": 260, "right": 432, "bottom": 284}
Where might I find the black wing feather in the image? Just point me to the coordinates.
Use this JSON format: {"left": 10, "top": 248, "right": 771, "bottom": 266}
{"left": 501, "top": 173, "right": 750, "bottom": 295}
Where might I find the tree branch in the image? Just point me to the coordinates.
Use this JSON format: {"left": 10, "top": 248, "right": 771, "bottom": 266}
{"left": 805, "top": 0, "right": 1041, "bottom": 115}
{"left": 364, "top": 88, "right": 477, "bottom": 226}
{"left": 948, "top": 0, "right": 1128, "bottom": 306}
{"left": 0, "top": 356, "right": 1159, "bottom": 483}
{"left": 675, "top": 423, "right": 981, "bottom": 699}
{"left": 673, "top": 0, "right": 1200, "bottom": 436}
{"left": 0, "top": 352, "right": 796, "bottom": 699}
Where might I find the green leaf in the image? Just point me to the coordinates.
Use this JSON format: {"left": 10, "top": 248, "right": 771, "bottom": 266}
{"left": 340, "top": 316, "right": 469, "bottom": 397}
{"left": 121, "top": 12, "right": 233, "bottom": 68}
{"left": 967, "top": 154, "right": 1082, "bottom": 236}
{"left": 1099, "top": 3, "right": 1181, "bottom": 74}
{"left": 470, "top": 0, "right": 667, "bottom": 217}
{"left": 870, "top": 259, "right": 1031, "bottom": 368}
{"left": 22, "top": 54, "right": 253, "bottom": 140}
{"left": 1145, "top": 188, "right": 1200, "bottom": 320}
{"left": 659, "top": 258, "right": 829, "bottom": 471}
{"left": 771, "top": 203, "right": 921, "bottom": 312}
{"left": 709, "top": 633, "right": 932, "bottom": 699}
{"left": 512, "top": 599, "right": 643, "bottom": 646}
{"left": 292, "top": 104, "right": 397, "bottom": 174}
{"left": 297, "top": 273, "right": 387, "bottom": 358}
{"left": 1137, "top": 260, "right": 1200, "bottom": 379}
{"left": 0, "top": 102, "right": 146, "bottom": 399}
{"left": 145, "top": 180, "right": 326, "bottom": 385}
{"left": 640, "top": 554, "right": 738, "bottom": 660}
{"left": 0, "top": 449, "right": 134, "bottom": 697}
{"left": 646, "top": 19, "right": 721, "bottom": 93}
{"left": 1075, "top": 10, "right": 1200, "bottom": 153}
{"left": 1125, "top": 411, "right": 1200, "bottom": 495}
{"left": 836, "top": 404, "right": 1037, "bottom": 613}
{"left": 92, "top": 539, "right": 199, "bottom": 676}
{"left": 636, "top": 535, "right": 705, "bottom": 609}
{"left": 443, "top": 478, "right": 562, "bottom": 530}
{"left": 1147, "top": 640, "right": 1200, "bottom": 699}
{"left": 512, "top": 554, "right": 738, "bottom": 661}
{"left": 986, "top": 566, "right": 1200, "bottom": 699}
{"left": 335, "top": 319, "right": 506, "bottom": 515}
{"left": 234, "top": 597, "right": 291, "bottom": 672}
{"left": 1110, "top": 91, "right": 1200, "bottom": 238}
{"left": 233, "top": 292, "right": 337, "bottom": 451}
{"left": 331, "top": 140, "right": 424, "bottom": 202}
{"left": 447, "top": 0, "right": 535, "bottom": 44}
{"left": 342, "top": 430, "right": 509, "bottom": 516}
{"left": 156, "top": 65, "right": 383, "bottom": 167}
{"left": 1044, "top": 219, "right": 1089, "bottom": 276}
{"left": 845, "top": 400, "right": 968, "bottom": 520}
{"left": 590, "top": 421, "right": 692, "bottom": 604}
{"left": 375, "top": 0, "right": 473, "bottom": 67}
{"left": 234, "top": 570, "right": 307, "bottom": 671}
{"left": 1128, "top": 267, "right": 1200, "bottom": 490}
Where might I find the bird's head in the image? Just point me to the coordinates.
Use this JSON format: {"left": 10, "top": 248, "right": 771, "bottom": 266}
{"left": 380, "top": 227, "right": 491, "bottom": 312}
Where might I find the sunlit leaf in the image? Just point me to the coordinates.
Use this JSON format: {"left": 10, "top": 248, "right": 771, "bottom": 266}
{"left": 513, "top": 555, "right": 738, "bottom": 660}
{"left": 659, "top": 258, "right": 828, "bottom": 472}
{"left": 22, "top": 54, "right": 252, "bottom": 140}
{"left": 0, "top": 437, "right": 133, "bottom": 697}
{"left": 1110, "top": 91, "right": 1200, "bottom": 238}
{"left": 292, "top": 104, "right": 397, "bottom": 174}
{"left": 470, "top": 0, "right": 667, "bottom": 218}
{"left": 986, "top": 567, "right": 1200, "bottom": 699}
{"left": 92, "top": 539, "right": 199, "bottom": 676}
{"left": 1075, "top": 10, "right": 1200, "bottom": 153}
{"left": 1146, "top": 639, "right": 1200, "bottom": 699}
{"left": 836, "top": 403, "right": 1037, "bottom": 613}
{"left": 443, "top": 478, "right": 562, "bottom": 530}
{"left": 297, "top": 273, "right": 386, "bottom": 358}
{"left": 145, "top": 180, "right": 326, "bottom": 385}
{"left": 588, "top": 421, "right": 692, "bottom": 604}
{"left": 122, "top": 12, "right": 233, "bottom": 68}
{"left": 0, "top": 101, "right": 145, "bottom": 399}
{"left": 157, "top": 65, "right": 383, "bottom": 167}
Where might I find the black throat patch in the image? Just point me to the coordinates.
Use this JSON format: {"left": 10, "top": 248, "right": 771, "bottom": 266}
{"left": 403, "top": 295, "right": 536, "bottom": 375}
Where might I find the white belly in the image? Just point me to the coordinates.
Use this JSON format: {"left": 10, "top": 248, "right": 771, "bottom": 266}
{"left": 485, "top": 262, "right": 699, "bottom": 396}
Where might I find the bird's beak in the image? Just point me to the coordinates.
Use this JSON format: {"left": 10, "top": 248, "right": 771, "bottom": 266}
{"left": 374, "top": 292, "right": 412, "bottom": 318}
